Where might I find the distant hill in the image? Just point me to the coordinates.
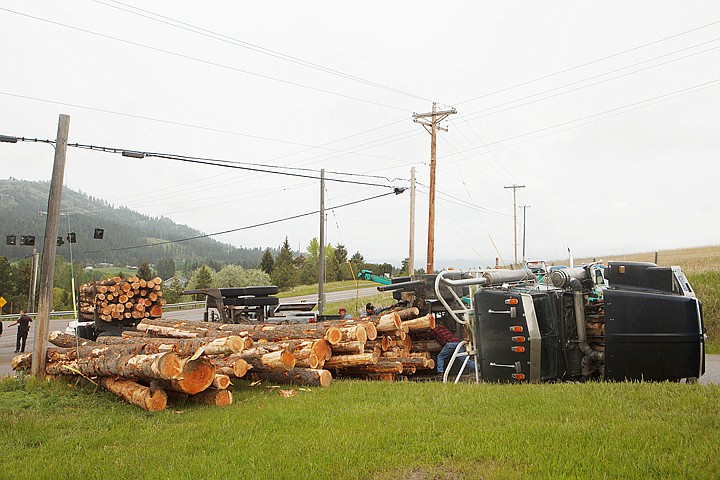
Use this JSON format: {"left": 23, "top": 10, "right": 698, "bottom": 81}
{"left": 0, "top": 178, "right": 270, "bottom": 268}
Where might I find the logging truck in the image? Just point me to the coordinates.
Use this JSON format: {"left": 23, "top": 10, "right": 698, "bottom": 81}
{"left": 380, "top": 261, "right": 705, "bottom": 383}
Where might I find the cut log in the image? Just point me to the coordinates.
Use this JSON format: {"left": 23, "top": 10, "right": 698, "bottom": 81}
{"left": 340, "top": 360, "right": 403, "bottom": 374}
{"left": 330, "top": 340, "right": 365, "bottom": 355}
{"left": 44, "top": 351, "right": 183, "bottom": 381}
{"left": 250, "top": 368, "right": 332, "bottom": 388}
{"left": 409, "top": 339, "right": 442, "bottom": 353}
{"left": 371, "top": 312, "right": 402, "bottom": 333}
{"left": 162, "top": 357, "right": 216, "bottom": 394}
{"left": 401, "top": 313, "right": 435, "bottom": 332}
{"left": 99, "top": 377, "right": 167, "bottom": 412}
{"left": 325, "top": 352, "right": 378, "bottom": 369}
{"left": 215, "top": 348, "right": 295, "bottom": 374}
{"left": 189, "top": 388, "right": 233, "bottom": 406}
{"left": 338, "top": 325, "right": 367, "bottom": 343}
{"left": 394, "top": 307, "right": 420, "bottom": 320}
{"left": 212, "top": 374, "right": 231, "bottom": 390}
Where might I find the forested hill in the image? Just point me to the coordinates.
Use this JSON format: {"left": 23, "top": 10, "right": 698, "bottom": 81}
{"left": 0, "top": 178, "right": 267, "bottom": 268}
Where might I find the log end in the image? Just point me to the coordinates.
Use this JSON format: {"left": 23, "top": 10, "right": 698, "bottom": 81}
{"left": 325, "top": 327, "right": 342, "bottom": 345}
{"left": 281, "top": 350, "right": 296, "bottom": 371}
{"left": 158, "top": 352, "right": 184, "bottom": 379}
{"left": 315, "top": 369, "right": 332, "bottom": 388}
{"left": 364, "top": 322, "right": 377, "bottom": 341}
{"left": 178, "top": 357, "right": 215, "bottom": 394}
{"left": 232, "top": 358, "right": 251, "bottom": 378}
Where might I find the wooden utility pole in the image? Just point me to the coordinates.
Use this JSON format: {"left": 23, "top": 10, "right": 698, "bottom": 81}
{"left": 504, "top": 184, "right": 525, "bottom": 267}
{"left": 408, "top": 167, "right": 416, "bottom": 277}
{"left": 28, "top": 249, "right": 39, "bottom": 312}
{"left": 520, "top": 205, "right": 531, "bottom": 264}
{"left": 318, "top": 169, "right": 326, "bottom": 315}
{"left": 413, "top": 103, "right": 456, "bottom": 274}
{"left": 32, "top": 114, "right": 70, "bottom": 378}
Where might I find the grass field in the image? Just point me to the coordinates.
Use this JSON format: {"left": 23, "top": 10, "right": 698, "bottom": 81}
{"left": 1, "top": 376, "right": 718, "bottom": 479}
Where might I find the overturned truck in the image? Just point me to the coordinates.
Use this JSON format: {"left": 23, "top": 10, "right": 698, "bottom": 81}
{"left": 382, "top": 261, "right": 705, "bottom": 383}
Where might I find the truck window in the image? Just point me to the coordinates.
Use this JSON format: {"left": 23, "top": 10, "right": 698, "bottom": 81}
{"left": 532, "top": 294, "right": 561, "bottom": 380}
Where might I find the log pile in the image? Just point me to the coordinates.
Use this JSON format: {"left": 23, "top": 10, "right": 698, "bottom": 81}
{"left": 78, "top": 276, "right": 167, "bottom": 323}
{"left": 10, "top": 306, "right": 442, "bottom": 410}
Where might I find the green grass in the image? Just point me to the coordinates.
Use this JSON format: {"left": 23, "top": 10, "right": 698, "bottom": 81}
{"left": 689, "top": 271, "right": 720, "bottom": 354}
{"left": 88, "top": 267, "right": 138, "bottom": 278}
{"left": 1, "top": 376, "right": 718, "bottom": 479}
{"left": 277, "top": 279, "right": 377, "bottom": 298}
{"left": 323, "top": 292, "right": 395, "bottom": 318}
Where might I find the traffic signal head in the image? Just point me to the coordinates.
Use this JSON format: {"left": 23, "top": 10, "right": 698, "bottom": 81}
{"left": 68, "top": 232, "right": 77, "bottom": 243}
{"left": 6, "top": 235, "right": 16, "bottom": 245}
{"left": 93, "top": 228, "right": 104, "bottom": 239}
{"left": 20, "top": 235, "right": 35, "bottom": 246}
{"left": 57, "top": 236, "right": 65, "bottom": 247}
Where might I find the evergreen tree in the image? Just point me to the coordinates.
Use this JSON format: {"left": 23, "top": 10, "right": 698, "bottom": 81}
{"left": 137, "top": 261, "right": 154, "bottom": 280}
{"left": 271, "top": 237, "right": 298, "bottom": 289}
{"left": 259, "top": 248, "right": 274, "bottom": 275}
{"left": 156, "top": 258, "right": 176, "bottom": 280}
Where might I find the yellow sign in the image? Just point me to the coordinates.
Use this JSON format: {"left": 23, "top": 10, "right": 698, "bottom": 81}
{"left": 0, "top": 296, "right": 6, "bottom": 309}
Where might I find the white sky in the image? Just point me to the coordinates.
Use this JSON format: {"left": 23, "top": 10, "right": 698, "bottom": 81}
{"left": 1, "top": 1, "right": 719, "bottom": 269}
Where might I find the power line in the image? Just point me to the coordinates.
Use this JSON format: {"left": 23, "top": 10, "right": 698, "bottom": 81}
{"left": 415, "top": 182, "right": 512, "bottom": 219}
{"left": 0, "top": 91, "right": 408, "bottom": 165}
{"left": 67, "top": 142, "right": 407, "bottom": 189}
{"left": 0, "top": 7, "right": 409, "bottom": 112}
{"left": 438, "top": 78, "right": 720, "bottom": 163}
{"left": 457, "top": 40, "right": 720, "bottom": 123}
{"left": 454, "top": 18, "right": 720, "bottom": 106}
{"left": 89, "top": 0, "right": 433, "bottom": 103}
{"left": 74, "top": 189, "right": 403, "bottom": 255}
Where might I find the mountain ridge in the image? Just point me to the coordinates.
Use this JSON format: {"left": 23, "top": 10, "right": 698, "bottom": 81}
{"left": 0, "top": 178, "right": 271, "bottom": 268}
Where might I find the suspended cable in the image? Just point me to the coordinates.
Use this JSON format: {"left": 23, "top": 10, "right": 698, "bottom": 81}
{"left": 0, "top": 7, "right": 409, "bottom": 112}
{"left": 74, "top": 190, "right": 403, "bottom": 255}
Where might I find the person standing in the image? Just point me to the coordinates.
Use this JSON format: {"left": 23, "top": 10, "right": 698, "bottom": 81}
{"left": 8, "top": 310, "right": 33, "bottom": 353}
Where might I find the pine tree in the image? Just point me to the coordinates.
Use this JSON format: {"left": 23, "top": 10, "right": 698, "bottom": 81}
{"left": 271, "top": 237, "right": 298, "bottom": 289}
{"left": 136, "top": 261, "right": 154, "bottom": 281}
{"left": 259, "top": 248, "right": 274, "bottom": 275}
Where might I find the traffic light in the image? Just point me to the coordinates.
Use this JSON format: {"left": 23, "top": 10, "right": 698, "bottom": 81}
{"left": 20, "top": 235, "right": 35, "bottom": 246}
{"left": 93, "top": 228, "right": 104, "bottom": 239}
{"left": 57, "top": 236, "right": 65, "bottom": 246}
{"left": 6, "top": 235, "right": 16, "bottom": 245}
{"left": 67, "top": 232, "right": 76, "bottom": 243}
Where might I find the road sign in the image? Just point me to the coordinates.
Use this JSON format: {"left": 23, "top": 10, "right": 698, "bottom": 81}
{"left": 0, "top": 296, "right": 6, "bottom": 309}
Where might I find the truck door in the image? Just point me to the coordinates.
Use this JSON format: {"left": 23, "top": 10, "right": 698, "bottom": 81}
{"left": 474, "top": 290, "right": 540, "bottom": 382}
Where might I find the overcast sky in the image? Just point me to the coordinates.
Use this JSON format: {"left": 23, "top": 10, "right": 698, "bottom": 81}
{"left": 1, "top": 1, "right": 719, "bottom": 270}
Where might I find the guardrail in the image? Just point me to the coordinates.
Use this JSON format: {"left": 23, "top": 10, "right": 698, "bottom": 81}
{"left": 0, "top": 301, "right": 205, "bottom": 321}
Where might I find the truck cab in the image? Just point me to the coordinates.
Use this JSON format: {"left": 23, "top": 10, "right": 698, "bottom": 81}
{"left": 473, "top": 262, "right": 705, "bottom": 383}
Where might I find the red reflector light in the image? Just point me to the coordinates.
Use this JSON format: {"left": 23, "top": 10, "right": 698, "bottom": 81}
{"left": 512, "top": 336, "right": 526, "bottom": 343}
{"left": 505, "top": 298, "right": 519, "bottom": 305}
{"left": 510, "top": 326, "right": 523, "bottom": 333}
{"left": 511, "top": 346, "right": 525, "bottom": 353}
{"left": 512, "top": 373, "right": 526, "bottom": 380}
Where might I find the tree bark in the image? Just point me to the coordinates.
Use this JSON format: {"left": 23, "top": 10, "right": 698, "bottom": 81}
{"left": 324, "top": 352, "right": 378, "bottom": 369}
{"left": 330, "top": 341, "right": 365, "bottom": 355}
{"left": 99, "top": 376, "right": 167, "bottom": 412}
{"left": 43, "top": 351, "right": 183, "bottom": 381}
{"left": 189, "top": 388, "right": 233, "bottom": 406}
{"left": 401, "top": 313, "right": 435, "bottom": 332}
{"left": 250, "top": 368, "right": 332, "bottom": 387}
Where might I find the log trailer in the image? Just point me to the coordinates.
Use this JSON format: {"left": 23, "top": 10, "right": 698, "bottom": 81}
{"left": 380, "top": 261, "right": 705, "bottom": 383}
